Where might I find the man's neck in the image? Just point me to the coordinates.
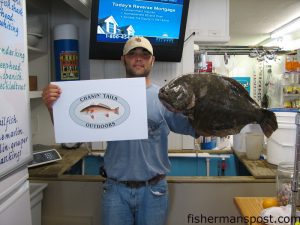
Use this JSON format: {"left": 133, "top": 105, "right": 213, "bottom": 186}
{"left": 126, "top": 74, "right": 151, "bottom": 87}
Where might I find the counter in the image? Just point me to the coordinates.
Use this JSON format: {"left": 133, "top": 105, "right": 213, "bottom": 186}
{"left": 234, "top": 152, "right": 276, "bottom": 179}
{"left": 29, "top": 148, "right": 88, "bottom": 178}
{"left": 29, "top": 148, "right": 277, "bottom": 225}
{"left": 28, "top": 147, "right": 276, "bottom": 183}
{"left": 234, "top": 197, "right": 274, "bottom": 225}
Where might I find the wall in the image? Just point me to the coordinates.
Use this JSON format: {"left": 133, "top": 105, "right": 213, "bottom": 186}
{"left": 205, "top": 54, "right": 285, "bottom": 106}
{"left": 32, "top": 0, "right": 196, "bottom": 147}
{"left": 88, "top": 0, "right": 213, "bottom": 150}
{"left": 187, "top": 0, "right": 229, "bottom": 43}
{"left": 31, "top": 0, "right": 91, "bottom": 145}
{"left": 40, "top": 180, "right": 276, "bottom": 225}
{"left": 33, "top": 0, "right": 285, "bottom": 148}
{"left": 31, "top": 99, "right": 55, "bottom": 145}
{"left": 89, "top": 48, "right": 195, "bottom": 149}
{"left": 50, "top": 0, "right": 91, "bottom": 81}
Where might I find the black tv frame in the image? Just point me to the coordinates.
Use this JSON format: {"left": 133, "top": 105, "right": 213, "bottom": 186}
{"left": 89, "top": 0, "right": 190, "bottom": 62}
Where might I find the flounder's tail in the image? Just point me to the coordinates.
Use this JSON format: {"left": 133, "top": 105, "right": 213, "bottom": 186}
{"left": 259, "top": 109, "right": 278, "bottom": 138}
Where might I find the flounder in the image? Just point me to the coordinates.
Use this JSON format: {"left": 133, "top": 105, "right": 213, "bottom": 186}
{"left": 158, "top": 73, "right": 278, "bottom": 137}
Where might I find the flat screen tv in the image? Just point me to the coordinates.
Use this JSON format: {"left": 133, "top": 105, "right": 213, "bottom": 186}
{"left": 89, "top": 0, "right": 190, "bottom": 62}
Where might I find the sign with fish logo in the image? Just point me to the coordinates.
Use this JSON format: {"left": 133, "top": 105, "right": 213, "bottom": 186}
{"left": 52, "top": 78, "right": 148, "bottom": 143}
{"left": 69, "top": 92, "right": 130, "bottom": 129}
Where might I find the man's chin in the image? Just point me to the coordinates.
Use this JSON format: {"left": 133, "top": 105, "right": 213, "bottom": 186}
{"left": 126, "top": 68, "right": 151, "bottom": 78}
{"left": 127, "top": 73, "right": 149, "bottom": 78}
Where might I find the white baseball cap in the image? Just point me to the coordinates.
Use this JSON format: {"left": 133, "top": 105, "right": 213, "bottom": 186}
{"left": 123, "top": 36, "right": 153, "bottom": 55}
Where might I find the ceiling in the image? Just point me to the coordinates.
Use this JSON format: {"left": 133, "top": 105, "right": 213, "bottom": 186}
{"left": 227, "top": 0, "right": 300, "bottom": 46}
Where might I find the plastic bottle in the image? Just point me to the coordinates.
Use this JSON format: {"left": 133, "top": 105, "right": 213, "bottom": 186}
{"left": 53, "top": 24, "right": 80, "bottom": 81}
{"left": 276, "top": 162, "right": 300, "bottom": 206}
{"left": 285, "top": 55, "right": 292, "bottom": 72}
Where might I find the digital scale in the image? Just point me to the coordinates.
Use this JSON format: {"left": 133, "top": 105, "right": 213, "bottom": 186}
{"left": 28, "top": 145, "right": 62, "bottom": 168}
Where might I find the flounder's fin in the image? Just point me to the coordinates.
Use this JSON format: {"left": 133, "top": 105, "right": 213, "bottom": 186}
{"left": 260, "top": 109, "right": 278, "bottom": 138}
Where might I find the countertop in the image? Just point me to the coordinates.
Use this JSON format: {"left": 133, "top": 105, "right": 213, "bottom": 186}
{"left": 28, "top": 147, "right": 277, "bottom": 183}
{"left": 235, "top": 152, "right": 276, "bottom": 179}
{"left": 234, "top": 197, "right": 276, "bottom": 225}
{"left": 29, "top": 148, "right": 88, "bottom": 178}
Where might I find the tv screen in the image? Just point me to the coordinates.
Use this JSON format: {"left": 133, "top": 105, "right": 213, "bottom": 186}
{"left": 89, "top": 0, "right": 190, "bottom": 62}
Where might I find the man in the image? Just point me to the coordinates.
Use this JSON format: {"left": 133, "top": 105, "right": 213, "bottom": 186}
{"left": 42, "top": 36, "right": 197, "bottom": 225}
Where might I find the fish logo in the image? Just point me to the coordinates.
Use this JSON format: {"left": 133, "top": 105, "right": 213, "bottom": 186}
{"left": 80, "top": 103, "right": 119, "bottom": 119}
{"left": 69, "top": 93, "right": 130, "bottom": 129}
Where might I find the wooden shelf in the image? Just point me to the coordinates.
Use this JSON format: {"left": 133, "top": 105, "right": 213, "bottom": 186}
{"left": 29, "top": 91, "right": 42, "bottom": 99}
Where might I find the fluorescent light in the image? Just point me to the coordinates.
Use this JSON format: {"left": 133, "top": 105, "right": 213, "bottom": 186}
{"left": 271, "top": 17, "right": 300, "bottom": 39}
{"left": 261, "top": 35, "right": 300, "bottom": 51}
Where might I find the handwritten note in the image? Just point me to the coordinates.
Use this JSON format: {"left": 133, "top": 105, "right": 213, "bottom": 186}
{"left": 0, "top": 114, "right": 28, "bottom": 164}
{"left": 0, "top": 45, "right": 26, "bottom": 91}
{"left": 0, "top": 0, "right": 32, "bottom": 178}
{"left": 0, "top": 0, "right": 23, "bottom": 36}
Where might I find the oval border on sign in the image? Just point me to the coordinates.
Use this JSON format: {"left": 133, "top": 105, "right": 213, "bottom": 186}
{"left": 69, "top": 92, "right": 130, "bottom": 129}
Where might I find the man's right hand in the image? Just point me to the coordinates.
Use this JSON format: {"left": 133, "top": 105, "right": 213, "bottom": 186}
{"left": 42, "top": 83, "right": 61, "bottom": 111}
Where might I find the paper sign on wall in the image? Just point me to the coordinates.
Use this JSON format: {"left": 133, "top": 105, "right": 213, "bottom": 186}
{"left": 52, "top": 78, "right": 148, "bottom": 143}
{"left": 0, "top": 0, "right": 32, "bottom": 178}
{"left": 232, "top": 77, "right": 251, "bottom": 94}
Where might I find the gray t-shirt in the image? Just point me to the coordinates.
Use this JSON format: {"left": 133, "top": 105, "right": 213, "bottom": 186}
{"left": 104, "top": 84, "right": 196, "bottom": 181}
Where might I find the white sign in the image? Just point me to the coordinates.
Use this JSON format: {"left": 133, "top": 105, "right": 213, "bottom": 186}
{"left": 0, "top": 0, "right": 32, "bottom": 178}
{"left": 53, "top": 78, "right": 148, "bottom": 143}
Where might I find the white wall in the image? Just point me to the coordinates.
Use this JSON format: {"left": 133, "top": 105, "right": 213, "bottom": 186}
{"left": 187, "top": 0, "right": 230, "bottom": 43}
{"left": 88, "top": 0, "right": 220, "bottom": 150}
{"left": 89, "top": 43, "right": 195, "bottom": 149}
{"left": 31, "top": 0, "right": 92, "bottom": 145}
{"left": 30, "top": 0, "right": 194, "bottom": 146}
{"left": 205, "top": 54, "right": 284, "bottom": 105}
{"left": 33, "top": 0, "right": 285, "bottom": 147}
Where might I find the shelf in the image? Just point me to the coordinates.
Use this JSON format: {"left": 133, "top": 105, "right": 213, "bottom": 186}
{"left": 63, "top": 0, "right": 91, "bottom": 18}
{"left": 284, "top": 71, "right": 300, "bottom": 74}
{"left": 26, "top": 0, "right": 50, "bottom": 14}
{"left": 29, "top": 91, "right": 42, "bottom": 99}
{"left": 28, "top": 46, "right": 46, "bottom": 54}
{"left": 281, "top": 84, "right": 300, "bottom": 87}
{"left": 283, "top": 94, "right": 300, "bottom": 97}
{"left": 281, "top": 108, "right": 300, "bottom": 110}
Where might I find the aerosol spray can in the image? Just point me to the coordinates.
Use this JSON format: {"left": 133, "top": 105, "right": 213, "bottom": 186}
{"left": 53, "top": 24, "right": 80, "bottom": 81}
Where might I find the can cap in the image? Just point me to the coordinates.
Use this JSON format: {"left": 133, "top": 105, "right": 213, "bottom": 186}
{"left": 54, "top": 24, "right": 78, "bottom": 40}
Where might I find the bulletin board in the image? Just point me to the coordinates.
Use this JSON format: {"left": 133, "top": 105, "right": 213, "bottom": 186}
{"left": 0, "top": 0, "right": 32, "bottom": 178}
